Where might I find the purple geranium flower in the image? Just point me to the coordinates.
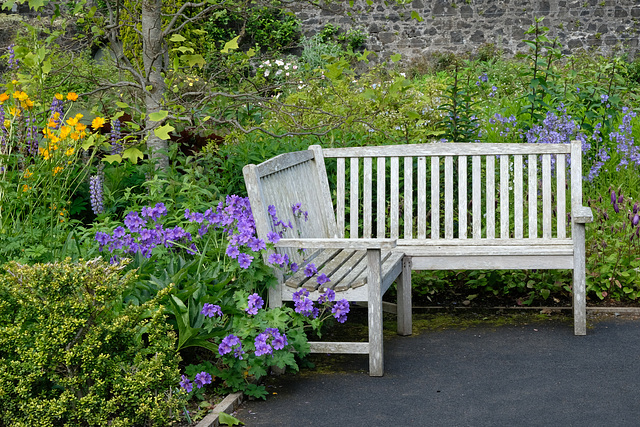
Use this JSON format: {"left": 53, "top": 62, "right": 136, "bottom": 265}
{"left": 194, "top": 371, "right": 212, "bottom": 389}
{"left": 201, "top": 303, "right": 222, "bottom": 318}
{"left": 316, "top": 273, "right": 330, "bottom": 286}
{"left": 237, "top": 252, "right": 254, "bottom": 269}
{"left": 304, "top": 263, "right": 317, "bottom": 278}
{"left": 179, "top": 375, "right": 193, "bottom": 393}
{"left": 219, "top": 334, "right": 243, "bottom": 357}
{"left": 332, "top": 299, "right": 350, "bottom": 323}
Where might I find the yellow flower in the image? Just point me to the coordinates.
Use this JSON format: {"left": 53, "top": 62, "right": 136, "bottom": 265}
{"left": 47, "top": 117, "right": 58, "bottom": 128}
{"left": 9, "top": 107, "right": 20, "bottom": 117}
{"left": 12, "top": 91, "right": 28, "bottom": 101}
{"left": 22, "top": 99, "right": 34, "bottom": 109}
{"left": 39, "top": 148, "right": 50, "bottom": 160}
{"left": 66, "top": 92, "right": 78, "bottom": 101}
{"left": 65, "top": 147, "right": 75, "bottom": 156}
{"left": 91, "top": 116, "right": 106, "bottom": 130}
{"left": 70, "top": 132, "right": 80, "bottom": 141}
{"left": 52, "top": 166, "right": 64, "bottom": 175}
{"left": 22, "top": 184, "right": 31, "bottom": 192}
{"left": 54, "top": 93, "right": 63, "bottom": 100}
{"left": 66, "top": 116, "right": 79, "bottom": 127}
{"left": 0, "top": 93, "right": 9, "bottom": 104}
{"left": 3, "top": 120, "right": 9, "bottom": 129}
{"left": 75, "top": 123, "right": 87, "bottom": 133}
{"left": 59, "top": 125, "right": 71, "bottom": 140}
{"left": 23, "top": 169, "right": 33, "bottom": 179}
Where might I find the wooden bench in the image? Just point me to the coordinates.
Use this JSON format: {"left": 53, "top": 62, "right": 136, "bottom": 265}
{"left": 243, "top": 141, "right": 593, "bottom": 376}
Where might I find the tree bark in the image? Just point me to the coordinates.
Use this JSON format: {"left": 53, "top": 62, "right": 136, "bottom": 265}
{"left": 141, "top": 0, "right": 169, "bottom": 171}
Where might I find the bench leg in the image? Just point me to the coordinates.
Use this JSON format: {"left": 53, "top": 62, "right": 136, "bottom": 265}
{"left": 367, "top": 249, "right": 384, "bottom": 377}
{"left": 573, "top": 224, "right": 587, "bottom": 336}
{"left": 396, "top": 257, "right": 412, "bottom": 336}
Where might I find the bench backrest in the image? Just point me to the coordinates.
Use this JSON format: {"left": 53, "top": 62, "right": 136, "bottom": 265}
{"left": 320, "top": 141, "right": 584, "bottom": 243}
{"left": 243, "top": 146, "right": 338, "bottom": 265}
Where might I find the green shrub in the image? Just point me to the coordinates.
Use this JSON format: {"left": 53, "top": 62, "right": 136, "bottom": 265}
{"left": 0, "top": 259, "right": 183, "bottom": 426}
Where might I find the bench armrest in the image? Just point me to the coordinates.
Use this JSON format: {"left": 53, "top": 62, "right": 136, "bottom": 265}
{"left": 274, "top": 238, "right": 397, "bottom": 251}
{"left": 573, "top": 206, "right": 593, "bottom": 224}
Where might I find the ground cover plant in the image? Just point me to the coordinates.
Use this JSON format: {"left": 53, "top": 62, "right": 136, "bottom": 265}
{"left": 1, "top": 3, "right": 640, "bottom": 425}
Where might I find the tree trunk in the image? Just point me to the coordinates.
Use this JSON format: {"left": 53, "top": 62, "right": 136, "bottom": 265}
{"left": 141, "top": 0, "right": 169, "bottom": 171}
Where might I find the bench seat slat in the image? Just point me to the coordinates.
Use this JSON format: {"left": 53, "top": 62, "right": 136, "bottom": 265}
{"left": 304, "top": 249, "right": 358, "bottom": 291}
{"left": 284, "top": 249, "right": 341, "bottom": 288}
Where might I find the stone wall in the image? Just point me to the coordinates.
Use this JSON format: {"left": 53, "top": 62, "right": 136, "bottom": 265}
{"left": 288, "top": 0, "right": 640, "bottom": 62}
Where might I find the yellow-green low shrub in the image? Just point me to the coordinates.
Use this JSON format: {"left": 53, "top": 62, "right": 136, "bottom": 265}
{"left": 0, "top": 259, "right": 183, "bottom": 426}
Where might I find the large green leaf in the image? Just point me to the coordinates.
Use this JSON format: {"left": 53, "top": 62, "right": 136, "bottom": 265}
{"left": 154, "top": 124, "right": 175, "bottom": 140}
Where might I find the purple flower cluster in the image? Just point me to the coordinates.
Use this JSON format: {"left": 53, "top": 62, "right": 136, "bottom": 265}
{"left": 7, "top": 44, "right": 17, "bottom": 70}
{"left": 218, "top": 334, "right": 244, "bottom": 359}
{"left": 89, "top": 175, "right": 104, "bottom": 215}
{"left": 254, "top": 328, "right": 288, "bottom": 356}
{"left": 475, "top": 73, "right": 488, "bottom": 86}
{"left": 488, "top": 113, "right": 520, "bottom": 139}
{"left": 179, "top": 371, "right": 213, "bottom": 393}
{"left": 331, "top": 299, "right": 350, "bottom": 323}
{"left": 110, "top": 118, "right": 123, "bottom": 155}
{"left": 525, "top": 107, "right": 585, "bottom": 147}
{"left": 95, "top": 202, "right": 196, "bottom": 260}
{"left": 246, "top": 293, "right": 264, "bottom": 315}
{"left": 292, "top": 287, "right": 348, "bottom": 323}
{"left": 201, "top": 303, "right": 222, "bottom": 318}
{"left": 185, "top": 195, "right": 261, "bottom": 269}
{"left": 609, "top": 107, "right": 638, "bottom": 171}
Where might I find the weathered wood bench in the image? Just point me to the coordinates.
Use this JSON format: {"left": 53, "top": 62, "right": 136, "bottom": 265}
{"left": 243, "top": 141, "right": 593, "bottom": 377}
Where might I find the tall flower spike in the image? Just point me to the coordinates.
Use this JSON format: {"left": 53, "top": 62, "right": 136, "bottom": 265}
{"left": 89, "top": 175, "right": 105, "bottom": 215}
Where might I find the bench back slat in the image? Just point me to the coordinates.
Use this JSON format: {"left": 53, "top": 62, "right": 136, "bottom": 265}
{"left": 458, "top": 156, "right": 468, "bottom": 239}
{"left": 418, "top": 157, "right": 427, "bottom": 238}
{"left": 243, "top": 147, "right": 337, "bottom": 265}
{"left": 500, "top": 155, "right": 509, "bottom": 239}
{"left": 323, "top": 142, "right": 582, "bottom": 244}
{"left": 528, "top": 154, "right": 538, "bottom": 238}
{"left": 514, "top": 155, "right": 524, "bottom": 238}
{"left": 431, "top": 156, "right": 440, "bottom": 240}
{"left": 404, "top": 157, "right": 413, "bottom": 239}
{"left": 557, "top": 154, "right": 567, "bottom": 238}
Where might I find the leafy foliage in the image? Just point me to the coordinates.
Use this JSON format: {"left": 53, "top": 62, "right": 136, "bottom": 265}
{"left": 0, "top": 259, "right": 184, "bottom": 426}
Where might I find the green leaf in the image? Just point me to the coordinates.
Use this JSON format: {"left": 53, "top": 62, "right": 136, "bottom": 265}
{"left": 81, "top": 134, "right": 98, "bottom": 150}
{"left": 41, "top": 59, "right": 52, "bottom": 75}
{"left": 148, "top": 110, "right": 169, "bottom": 122}
{"left": 154, "top": 124, "right": 175, "bottom": 140}
{"left": 406, "top": 111, "right": 421, "bottom": 120}
{"left": 390, "top": 53, "right": 402, "bottom": 63}
{"left": 219, "top": 412, "right": 244, "bottom": 426}
{"left": 1, "top": 0, "right": 16, "bottom": 11}
{"left": 102, "top": 154, "right": 123, "bottom": 164}
{"left": 169, "top": 34, "right": 186, "bottom": 42}
{"left": 183, "top": 54, "right": 206, "bottom": 68}
{"left": 220, "top": 35, "right": 240, "bottom": 54}
{"left": 122, "top": 147, "right": 144, "bottom": 164}
{"left": 28, "top": 0, "right": 46, "bottom": 10}
{"left": 175, "top": 46, "right": 194, "bottom": 54}
{"left": 116, "top": 101, "right": 129, "bottom": 109}
{"left": 411, "top": 11, "right": 424, "bottom": 22}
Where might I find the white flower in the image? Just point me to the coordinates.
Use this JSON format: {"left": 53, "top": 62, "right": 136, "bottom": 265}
{"left": 292, "top": 65, "right": 298, "bottom": 70}
{"left": 275, "top": 69, "right": 282, "bottom": 76}
{"left": 264, "top": 70, "right": 270, "bottom": 77}
{"left": 400, "top": 72, "right": 406, "bottom": 77}
{"left": 275, "top": 59, "right": 284, "bottom": 66}
{"left": 284, "top": 64, "right": 290, "bottom": 70}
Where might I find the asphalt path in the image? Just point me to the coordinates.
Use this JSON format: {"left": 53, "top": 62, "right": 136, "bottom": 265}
{"left": 235, "top": 313, "right": 640, "bottom": 426}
